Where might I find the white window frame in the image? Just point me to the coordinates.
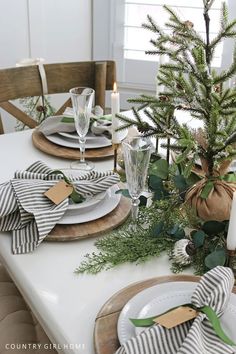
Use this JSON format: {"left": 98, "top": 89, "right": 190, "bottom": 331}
{"left": 93, "top": 0, "right": 236, "bottom": 106}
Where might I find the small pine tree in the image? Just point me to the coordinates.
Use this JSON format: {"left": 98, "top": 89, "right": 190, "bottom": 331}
{"left": 117, "top": 0, "right": 236, "bottom": 178}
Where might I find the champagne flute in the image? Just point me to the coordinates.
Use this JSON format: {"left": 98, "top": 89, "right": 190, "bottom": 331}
{"left": 70, "top": 87, "right": 95, "bottom": 170}
{"left": 122, "top": 137, "right": 152, "bottom": 230}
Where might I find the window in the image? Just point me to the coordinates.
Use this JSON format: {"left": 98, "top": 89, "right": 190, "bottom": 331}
{"left": 124, "top": 0, "right": 224, "bottom": 66}
{"left": 93, "top": 0, "right": 236, "bottom": 104}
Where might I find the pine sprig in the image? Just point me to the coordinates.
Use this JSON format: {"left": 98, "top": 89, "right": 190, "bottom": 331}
{"left": 116, "top": 1, "right": 236, "bottom": 177}
{"left": 75, "top": 199, "right": 190, "bottom": 275}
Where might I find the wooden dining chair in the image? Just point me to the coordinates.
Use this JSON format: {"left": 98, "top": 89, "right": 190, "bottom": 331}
{"left": 0, "top": 60, "right": 116, "bottom": 134}
{"left": 0, "top": 264, "right": 57, "bottom": 353}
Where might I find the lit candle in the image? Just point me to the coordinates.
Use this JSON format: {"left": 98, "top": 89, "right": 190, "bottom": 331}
{"left": 111, "top": 82, "right": 120, "bottom": 144}
{"left": 227, "top": 191, "right": 236, "bottom": 250}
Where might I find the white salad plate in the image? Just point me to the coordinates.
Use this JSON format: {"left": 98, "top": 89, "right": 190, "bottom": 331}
{"left": 117, "top": 281, "right": 236, "bottom": 345}
{"left": 67, "top": 190, "right": 107, "bottom": 212}
{"left": 58, "top": 184, "right": 121, "bottom": 224}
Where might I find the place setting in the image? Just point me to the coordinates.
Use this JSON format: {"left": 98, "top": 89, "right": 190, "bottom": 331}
{"left": 0, "top": 158, "right": 134, "bottom": 251}
{"left": 32, "top": 84, "right": 128, "bottom": 161}
{"left": 94, "top": 266, "right": 236, "bottom": 354}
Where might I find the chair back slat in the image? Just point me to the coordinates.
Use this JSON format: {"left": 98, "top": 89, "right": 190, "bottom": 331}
{"left": 0, "top": 60, "right": 116, "bottom": 133}
{"left": 95, "top": 62, "right": 107, "bottom": 110}
{"left": 0, "top": 113, "right": 4, "bottom": 135}
{"left": 55, "top": 98, "right": 72, "bottom": 116}
{"left": 0, "top": 102, "right": 37, "bottom": 128}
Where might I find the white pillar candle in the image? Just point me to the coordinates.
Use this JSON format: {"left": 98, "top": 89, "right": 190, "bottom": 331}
{"left": 111, "top": 82, "right": 120, "bottom": 144}
{"left": 227, "top": 191, "right": 236, "bottom": 250}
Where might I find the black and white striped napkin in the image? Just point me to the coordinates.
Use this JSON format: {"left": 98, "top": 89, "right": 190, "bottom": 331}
{"left": 0, "top": 161, "right": 120, "bottom": 254}
{"left": 116, "top": 266, "right": 235, "bottom": 354}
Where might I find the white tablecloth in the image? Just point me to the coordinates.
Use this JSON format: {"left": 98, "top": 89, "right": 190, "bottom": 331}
{"left": 0, "top": 129, "right": 193, "bottom": 354}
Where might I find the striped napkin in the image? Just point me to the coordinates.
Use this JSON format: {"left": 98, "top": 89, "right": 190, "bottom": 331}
{"left": 0, "top": 161, "right": 119, "bottom": 254}
{"left": 116, "top": 266, "right": 235, "bottom": 354}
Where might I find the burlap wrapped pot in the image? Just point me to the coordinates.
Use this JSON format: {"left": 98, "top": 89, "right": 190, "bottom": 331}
{"left": 185, "top": 178, "right": 236, "bottom": 221}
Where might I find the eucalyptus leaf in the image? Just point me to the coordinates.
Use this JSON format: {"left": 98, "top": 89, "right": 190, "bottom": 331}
{"left": 173, "top": 228, "right": 185, "bottom": 239}
{"left": 148, "top": 159, "right": 169, "bottom": 180}
{"left": 167, "top": 224, "right": 185, "bottom": 239}
{"left": 70, "top": 190, "right": 85, "bottom": 203}
{"left": 205, "top": 249, "right": 226, "bottom": 269}
{"left": 173, "top": 175, "right": 188, "bottom": 192}
{"left": 186, "top": 172, "right": 201, "bottom": 186}
{"left": 149, "top": 175, "right": 163, "bottom": 190}
{"left": 167, "top": 224, "right": 179, "bottom": 235}
{"left": 202, "top": 220, "right": 226, "bottom": 235}
{"left": 153, "top": 188, "right": 169, "bottom": 201}
{"left": 192, "top": 230, "right": 206, "bottom": 248}
{"left": 151, "top": 221, "right": 164, "bottom": 237}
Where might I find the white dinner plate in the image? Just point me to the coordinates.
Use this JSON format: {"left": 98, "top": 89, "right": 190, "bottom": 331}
{"left": 59, "top": 131, "right": 108, "bottom": 141}
{"left": 58, "top": 184, "right": 121, "bottom": 224}
{"left": 46, "top": 132, "right": 111, "bottom": 149}
{"left": 117, "top": 281, "right": 236, "bottom": 345}
{"left": 45, "top": 130, "right": 128, "bottom": 149}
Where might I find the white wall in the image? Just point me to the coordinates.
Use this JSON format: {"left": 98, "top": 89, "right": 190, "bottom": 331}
{"left": 0, "top": 0, "right": 92, "bottom": 132}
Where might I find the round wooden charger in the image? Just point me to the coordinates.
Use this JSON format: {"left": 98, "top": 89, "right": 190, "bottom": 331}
{"left": 46, "top": 196, "right": 131, "bottom": 241}
{"left": 94, "top": 275, "right": 236, "bottom": 354}
{"left": 32, "top": 130, "right": 114, "bottom": 160}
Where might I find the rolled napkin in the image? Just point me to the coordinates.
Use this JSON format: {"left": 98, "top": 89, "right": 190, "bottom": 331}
{"left": 116, "top": 266, "right": 236, "bottom": 354}
{"left": 38, "top": 115, "right": 76, "bottom": 136}
{"left": 38, "top": 107, "right": 112, "bottom": 138}
{"left": 0, "top": 161, "right": 119, "bottom": 255}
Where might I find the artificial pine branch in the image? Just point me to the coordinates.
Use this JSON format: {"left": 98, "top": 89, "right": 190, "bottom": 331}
{"left": 117, "top": 1, "right": 236, "bottom": 176}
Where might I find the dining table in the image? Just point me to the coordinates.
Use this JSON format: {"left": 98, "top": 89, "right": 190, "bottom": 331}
{"left": 0, "top": 128, "right": 194, "bottom": 354}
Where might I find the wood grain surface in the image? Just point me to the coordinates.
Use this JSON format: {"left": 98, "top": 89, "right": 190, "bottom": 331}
{"left": 94, "top": 275, "right": 236, "bottom": 354}
{"left": 46, "top": 196, "right": 131, "bottom": 241}
{"left": 32, "top": 130, "right": 115, "bottom": 160}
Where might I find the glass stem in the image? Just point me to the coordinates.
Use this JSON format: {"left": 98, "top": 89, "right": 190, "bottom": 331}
{"left": 79, "top": 137, "right": 86, "bottom": 163}
{"left": 131, "top": 198, "right": 140, "bottom": 231}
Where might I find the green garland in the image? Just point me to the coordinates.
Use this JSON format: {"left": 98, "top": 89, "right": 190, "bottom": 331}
{"left": 75, "top": 200, "right": 230, "bottom": 275}
{"left": 75, "top": 200, "right": 185, "bottom": 275}
{"left": 75, "top": 158, "right": 234, "bottom": 276}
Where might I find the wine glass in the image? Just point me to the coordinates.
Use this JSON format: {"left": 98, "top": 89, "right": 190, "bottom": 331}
{"left": 69, "top": 87, "right": 95, "bottom": 170}
{"left": 122, "top": 137, "right": 152, "bottom": 230}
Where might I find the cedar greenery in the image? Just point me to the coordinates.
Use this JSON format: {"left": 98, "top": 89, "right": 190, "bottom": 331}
{"left": 75, "top": 199, "right": 189, "bottom": 275}
{"left": 76, "top": 159, "right": 233, "bottom": 275}
{"left": 117, "top": 0, "right": 236, "bottom": 177}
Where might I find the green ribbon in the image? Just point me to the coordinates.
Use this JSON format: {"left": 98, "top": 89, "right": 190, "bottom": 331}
{"left": 200, "top": 173, "right": 236, "bottom": 199}
{"left": 61, "top": 114, "right": 112, "bottom": 124}
{"left": 130, "top": 304, "right": 236, "bottom": 346}
{"left": 200, "top": 306, "right": 236, "bottom": 346}
{"left": 46, "top": 170, "right": 85, "bottom": 204}
{"left": 61, "top": 117, "right": 74, "bottom": 123}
